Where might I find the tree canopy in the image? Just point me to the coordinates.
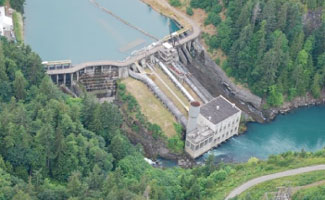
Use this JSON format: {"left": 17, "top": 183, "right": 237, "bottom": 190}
{"left": 193, "top": 0, "right": 325, "bottom": 106}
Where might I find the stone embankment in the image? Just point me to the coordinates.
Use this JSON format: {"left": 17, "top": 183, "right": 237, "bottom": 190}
{"left": 265, "top": 91, "right": 325, "bottom": 121}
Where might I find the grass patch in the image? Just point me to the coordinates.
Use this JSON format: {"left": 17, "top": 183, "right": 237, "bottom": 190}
{"left": 12, "top": 11, "right": 23, "bottom": 42}
{"left": 293, "top": 183, "right": 325, "bottom": 200}
{"left": 121, "top": 78, "right": 177, "bottom": 138}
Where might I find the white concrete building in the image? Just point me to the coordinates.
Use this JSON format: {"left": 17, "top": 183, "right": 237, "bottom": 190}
{"left": 158, "top": 42, "right": 178, "bottom": 64}
{"left": 185, "top": 96, "right": 242, "bottom": 158}
{"left": 0, "top": 6, "right": 13, "bottom": 38}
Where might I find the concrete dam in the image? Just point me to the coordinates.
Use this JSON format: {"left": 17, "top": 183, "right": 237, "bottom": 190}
{"left": 44, "top": 27, "right": 210, "bottom": 125}
{"left": 43, "top": 0, "right": 263, "bottom": 158}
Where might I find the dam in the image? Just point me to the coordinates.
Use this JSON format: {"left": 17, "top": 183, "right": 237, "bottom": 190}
{"left": 25, "top": 0, "right": 325, "bottom": 163}
{"left": 42, "top": 1, "right": 209, "bottom": 128}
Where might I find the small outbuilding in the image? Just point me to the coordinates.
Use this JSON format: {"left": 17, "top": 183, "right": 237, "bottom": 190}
{"left": 0, "top": 6, "right": 13, "bottom": 38}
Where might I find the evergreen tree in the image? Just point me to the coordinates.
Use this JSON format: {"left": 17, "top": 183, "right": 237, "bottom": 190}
{"left": 13, "top": 70, "right": 27, "bottom": 100}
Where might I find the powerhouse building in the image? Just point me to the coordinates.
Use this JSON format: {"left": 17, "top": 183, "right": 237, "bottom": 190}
{"left": 185, "top": 96, "right": 241, "bottom": 158}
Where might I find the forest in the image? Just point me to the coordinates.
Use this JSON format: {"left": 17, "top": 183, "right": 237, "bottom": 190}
{"left": 190, "top": 0, "right": 325, "bottom": 106}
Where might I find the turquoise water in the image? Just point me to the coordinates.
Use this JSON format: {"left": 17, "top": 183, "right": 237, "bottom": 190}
{"left": 24, "top": 0, "right": 179, "bottom": 64}
{"left": 158, "top": 106, "right": 325, "bottom": 166}
{"left": 199, "top": 105, "right": 325, "bottom": 163}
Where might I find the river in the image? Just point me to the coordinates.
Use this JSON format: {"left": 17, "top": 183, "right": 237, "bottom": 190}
{"left": 198, "top": 105, "right": 325, "bottom": 163}
{"left": 24, "top": 0, "right": 325, "bottom": 166}
{"left": 24, "top": 0, "right": 179, "bottom": 64}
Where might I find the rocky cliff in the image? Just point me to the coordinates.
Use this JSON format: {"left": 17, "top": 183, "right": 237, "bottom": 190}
{"left": 180, "top": 39, "right": 265, "bottom": 122}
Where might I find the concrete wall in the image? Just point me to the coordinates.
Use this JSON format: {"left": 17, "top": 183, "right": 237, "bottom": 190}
{"left": 211, "top": 111, "right": 241, "bottom": 147}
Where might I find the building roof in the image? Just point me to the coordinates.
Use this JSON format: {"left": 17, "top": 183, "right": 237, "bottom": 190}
{"left": 200, "top": 95, "right": 240, "bottom": 124}
{"left": 162, "top": 42, "right": 173, "bottom": 49}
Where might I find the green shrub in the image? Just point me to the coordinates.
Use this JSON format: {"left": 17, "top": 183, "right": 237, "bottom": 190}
{"left": 186, "top": 7, "right": 194, "bottom": 16}
{"left": 211, "top": 4, "right": 223, "bottom": 13}
{"left": 215, "top": 58, "right": 221, "bottom": 65}
{"left": 205, "top": 12, "right": 221, "bottom": 26}
{"left": 169, "top": 0, "right": 181, "bottom": 7}
{"left": 167, "top": 136, "right": 184, "bottom": 153}
{"left": 210, "top": 169, "right": 227, "bottom": 181}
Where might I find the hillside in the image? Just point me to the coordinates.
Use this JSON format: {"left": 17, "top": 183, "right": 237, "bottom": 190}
{"left": 185, "top": 0, "right": 325, "bottom": 107}
{"left": 2, "top": 37, "right": 325, "bottom": 199}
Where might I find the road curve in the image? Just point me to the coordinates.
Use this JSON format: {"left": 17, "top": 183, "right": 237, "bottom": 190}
{"left": 225, "top": 164, "right": 325, "bottom": 200}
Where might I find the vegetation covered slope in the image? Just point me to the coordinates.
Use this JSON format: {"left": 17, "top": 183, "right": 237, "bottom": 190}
{"left": 236, "top": 170, "right": 325, "bottom": 199}
{"left": 2, "top": 38, "right": 325, "bottom": 200}
{"left": 293, "top": 184, "right": 325, "bottom": 200}
{"left": 189, "top": 0, "right": 325, "bottom": 106}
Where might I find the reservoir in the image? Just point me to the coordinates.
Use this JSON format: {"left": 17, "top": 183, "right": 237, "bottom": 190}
{"left": 24, "top": 0, "right": 179, "bottom": 64}
{"left": 200, "top": 105, "right": 325, "bottom": 163}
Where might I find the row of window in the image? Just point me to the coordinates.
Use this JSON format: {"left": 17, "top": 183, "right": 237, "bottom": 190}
{"left": 187, "top": 126, "right": 239, "bottom": 152}
{"left": 186, "top": 136, "right": 214, "bottom": 151}
{"left": 217, "top": 117, "right": 239, "bottom": 134}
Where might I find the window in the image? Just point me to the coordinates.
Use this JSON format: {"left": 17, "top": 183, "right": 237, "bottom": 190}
{"left": 236, "top": 118, "right": 239, "bottom": 122}
{"left": 218, "top": 137, "right": 220, "bottom": 140}
{"left": 191, "top": 144, "right": 194, "bottom": 150}
{"left": 209, "top": 137, "right": 213, "bottom": 143}
{"left": 200, "top": 142, "right": 204, "bottom": 148}
{"left": 228, "top": 123, "right": 230, "bottom": 128}
{"left": 195, "top": 145, "right": 199, "bottom": 150}
{"left": 204, "top": 140, "right": 208, "bottom": 145}
{"left": 186, "top": 141, "right": 190, "bottom": 147}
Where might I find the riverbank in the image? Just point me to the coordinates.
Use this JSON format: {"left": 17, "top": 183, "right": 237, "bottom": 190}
{"left": 264, "top": 90, "right": 325, "bottom": 121}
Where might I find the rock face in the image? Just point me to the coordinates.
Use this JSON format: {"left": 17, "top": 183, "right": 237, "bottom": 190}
{"left": 183, "top": 40, "right": 265, "bottom": 122}
{"left": 264, "top": 91, "right": 325, "bottom": 121}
